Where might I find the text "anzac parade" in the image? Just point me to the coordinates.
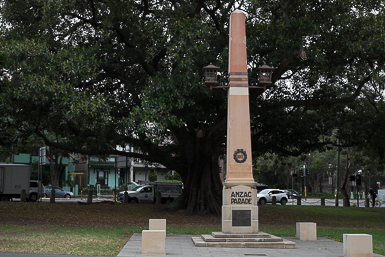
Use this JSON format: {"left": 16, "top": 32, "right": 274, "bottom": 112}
{"left": 231, "top": 191, "right": 252, "bottom": 204}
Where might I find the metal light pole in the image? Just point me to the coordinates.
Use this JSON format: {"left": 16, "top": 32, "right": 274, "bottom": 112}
{"left": 335, "top": 139, "right": 340, "bottom": 206}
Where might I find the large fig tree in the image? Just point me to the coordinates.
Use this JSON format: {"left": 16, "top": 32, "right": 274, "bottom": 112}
{"left": 1, "top": 0, "right": 385, "bottom": 214}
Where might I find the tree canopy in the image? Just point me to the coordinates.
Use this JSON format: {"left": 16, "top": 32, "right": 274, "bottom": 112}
{"left": 1, "top": 0, "right": 385, "bottom": 214}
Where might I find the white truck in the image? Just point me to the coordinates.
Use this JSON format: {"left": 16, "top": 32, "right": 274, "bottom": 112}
{"left": 0, "top": 164, "right": 30, "bottom": 201}
{"left": 117, "top": 181, "right": 182, "bottom": 204}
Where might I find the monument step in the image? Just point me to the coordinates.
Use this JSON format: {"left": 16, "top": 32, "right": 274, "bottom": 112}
{"left": 202, "top": 234, "right": 283, "bottom": 243}
{"left": 211, "top": 231, "right": 272, "bottom": 238}
{"left": 192, "top": 237, "right": 295, "bottom": 249}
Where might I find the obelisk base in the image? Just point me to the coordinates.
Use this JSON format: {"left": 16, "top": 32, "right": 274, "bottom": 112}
{"left": 222, "top": 182, "right": 258, "bottom": 234}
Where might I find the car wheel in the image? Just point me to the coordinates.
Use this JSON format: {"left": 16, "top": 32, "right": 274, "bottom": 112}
{"left": 281, "top": 198, "right": 287, "bottom": 205}
{"left": 65, "top": 194, "right": 71, "bottom": 199}
{"left": 259, "top": 198, "right": 266, "bottom": 205}
{"left": 129, "top": 198, "right": 138, "bottom": 203}
{"left": 0, "top": 196, "right": 9, "bottom": 201}
{"left": 29, "top": 193, "right": 38, "bottom": 202}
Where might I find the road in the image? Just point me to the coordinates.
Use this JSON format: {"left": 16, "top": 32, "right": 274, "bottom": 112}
{"left": 286, "top": 197, "right": 382, "bottom": 207}
{"left": 10, "top": 196, "right": 383, "bottom": 207}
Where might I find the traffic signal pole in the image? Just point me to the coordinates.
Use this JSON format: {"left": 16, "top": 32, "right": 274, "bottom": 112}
{"left": 303, "top": 164, "right": 306, "bottom": 199}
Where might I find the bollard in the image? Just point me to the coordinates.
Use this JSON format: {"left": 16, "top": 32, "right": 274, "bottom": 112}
{"left": 113, "top": 191, "right": 115, "bottom": 202}
{"left": 81, "top": 190, "right": 83, "bottom": 200}
{"left": 321, "top": 197, "right": 325, "bottom": 206}
{"left": 87, "top": 190, "right": 93, "bottom": 204}
{"left": 21, "top": 189, "right": 26, "bottom": 202}
{"left": 123, "top": 191, "right": 129, "bottom": 203}
{"left": 272, "top": 196, "right": 276, "bottom": 205}
{"left": 156, "top": 191, "right": 161, "bottom": 204}
{"left": 50, "top": 189, "right": 56, "bottom": 203}
{"left": 297, "top": 196, "right": 302, "bottom": 205}
{"left": 365, "top": 198, "right": 369, "bottom": 208}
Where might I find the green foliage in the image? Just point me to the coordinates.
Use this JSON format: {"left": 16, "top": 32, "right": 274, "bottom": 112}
{"left": 148, "top": 169, "right": 157, "bottom": 182}
{"left": 2, "top": 0, "right": 385, "bottom": 213}
{"left": 165, "top": 171, "right": 182, "bottom": 182}
{"left": 120, "top": 183, "right": 129, "bottom": 191}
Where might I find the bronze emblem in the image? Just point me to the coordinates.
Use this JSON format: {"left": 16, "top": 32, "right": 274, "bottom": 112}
{"left": 233, "top": 149, "right": 247, "bottom": 163}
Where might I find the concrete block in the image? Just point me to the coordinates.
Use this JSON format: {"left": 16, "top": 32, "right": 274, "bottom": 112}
{"left": 296, "top": 222, "right": 317, "bottom": 241}
{"left": 149, "top": 219, "right": 166, "bottom": 231}
{"left": 142, "top": 230, "right": 166, "bottom": 255}
{"left": 343, "top": 234, "right": 373, "bottom": 257}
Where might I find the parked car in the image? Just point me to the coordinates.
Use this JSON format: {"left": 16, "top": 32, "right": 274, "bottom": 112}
{"left": 44, "top": 186, "right": 74, "bottom": 199}
{"left": 283, "top": 189, "right": 302, "bottom": 199}
{"left": 28, "top": 180, "right": 44, "bottom": 202}
{"left": 257, "top": 189, "right": 288, "bottom": 205}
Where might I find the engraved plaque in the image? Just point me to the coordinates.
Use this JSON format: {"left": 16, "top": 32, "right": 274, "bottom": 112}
{"left": 232, "top": 210, "right": 251, "bottom": 226}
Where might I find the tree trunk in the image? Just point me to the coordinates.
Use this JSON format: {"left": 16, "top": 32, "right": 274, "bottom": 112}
{"left": 168, "top": 134, "right": 223, "bottom": 215}
{"left": 47, "top": 148, "right": 64, "bottom": 187}
{"left": 340, "top": 147, "right": 350, "bottom": 206}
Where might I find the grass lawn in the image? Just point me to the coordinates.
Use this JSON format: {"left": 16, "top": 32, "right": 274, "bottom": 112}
{"left": 0, "top": 201, "right": 384, "bottom": 256}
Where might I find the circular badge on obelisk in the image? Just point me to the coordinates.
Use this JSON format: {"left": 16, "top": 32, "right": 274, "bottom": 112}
{"left": 233, "top": 149, "right": 247, "bottom": 163}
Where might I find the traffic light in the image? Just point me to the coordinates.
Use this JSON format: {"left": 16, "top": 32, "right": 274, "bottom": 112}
{"left": 356, "top": 174, "right": 361, "bottom": 185}
{"left": 306, "top": 168, "right": 309, "bottom": 175}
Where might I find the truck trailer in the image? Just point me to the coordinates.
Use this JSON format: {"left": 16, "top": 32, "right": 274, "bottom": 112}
{"left": 0, "top": 164, "right": 31, "bottom": 201}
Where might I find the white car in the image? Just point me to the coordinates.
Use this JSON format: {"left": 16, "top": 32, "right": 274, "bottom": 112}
{"left": 257, "top": 189, "right": 288, "bottom": 205}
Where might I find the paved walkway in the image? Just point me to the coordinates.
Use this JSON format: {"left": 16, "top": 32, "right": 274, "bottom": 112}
{"left": 117, "top": 233, "right": 385, "bottom": 257}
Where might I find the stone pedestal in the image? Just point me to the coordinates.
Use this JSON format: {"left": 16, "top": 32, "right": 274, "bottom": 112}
{"left": 142, "top": 230, "right": 166, "bottom": 255}
{"left": 192, "top": 232, "right": 295, "bottom": 249}
{"left": 149, "top": 219, "right": 166, "bottom": 231}
{"left": 343, "top": 234, "right": 373, "bottom": 257}
{"left": 222, "top": 184, "right": 258, "bottom": 234}
{"left": 296, "top": 222, "right": 317, "bottom": 241}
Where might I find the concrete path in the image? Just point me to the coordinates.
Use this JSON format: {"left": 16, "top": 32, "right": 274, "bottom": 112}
{"left": 117, "top": 233, "right": 385, "bottom": 257}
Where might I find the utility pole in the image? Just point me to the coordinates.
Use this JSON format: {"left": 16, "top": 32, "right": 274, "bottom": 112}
{"left": 335, "top": 139, "right": 340, "bottom": 206}
{"left": 303, "top": 164, "right": 306, "bottom": 199}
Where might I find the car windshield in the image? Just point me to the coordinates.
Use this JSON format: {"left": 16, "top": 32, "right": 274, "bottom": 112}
{"left": 259, "top": 189, "right": 270, "bottom": 194}
{"left": 132, "top": 186, "right": 144, "bottom": 191}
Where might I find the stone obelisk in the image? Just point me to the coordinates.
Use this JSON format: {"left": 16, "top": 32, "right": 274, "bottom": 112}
{"left": 222, "top": 10, "right": 258, "bottom": 234}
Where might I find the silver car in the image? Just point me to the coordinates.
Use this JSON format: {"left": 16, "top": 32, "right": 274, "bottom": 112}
{"left": 257, "top": 189, "right": 288, "bottom": 205}
{"left": 44, "top": 186, "right": 74, "bottom": 199}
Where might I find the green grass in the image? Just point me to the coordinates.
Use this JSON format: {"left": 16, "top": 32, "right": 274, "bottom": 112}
{"left": 0, "top": 226, "right": 129, "bottom": 256}
{"left": 1, "top": 202, "right": 385, "bottom": 256}
{"left": 258, "top": 205, "right": 385, "bottom": 255}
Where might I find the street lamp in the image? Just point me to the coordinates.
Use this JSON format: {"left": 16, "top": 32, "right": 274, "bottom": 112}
{"left": 203, "top": 63, "right": 220, "bottom": 88}
{"left": 257, "top": 64, "right": 275, "bottom": 85}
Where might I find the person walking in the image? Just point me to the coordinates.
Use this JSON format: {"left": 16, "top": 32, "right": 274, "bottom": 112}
{"left": 369, "top": 188, "right": 377, "bottom": 207}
